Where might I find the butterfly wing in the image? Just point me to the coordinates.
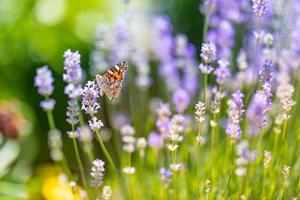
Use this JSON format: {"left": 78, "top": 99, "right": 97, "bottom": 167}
{"left": 96, "top": 61, "right": 128, "bottom": 101}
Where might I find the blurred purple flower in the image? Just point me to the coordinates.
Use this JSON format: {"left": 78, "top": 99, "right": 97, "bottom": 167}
{"left": 173, "top": 88, "right": 191, "bottom": 113}
{"left": 111, "top": 112, "right": 130, "bottom": 130}
{"left": 160, "top": 167, "right": 172, "bottom": 181}
{"left": 63, "top": 49, "right": 82, "bottom": 84}
{"left": 246, "top": 92, "right": 268, "bottom": 137}
{"left": 252, "top": 0, "right": 268, "bottom": 17}
{"left": 34, "top": 65, "right": 54, "bottom": 96}
{"left": 148, "top": 131, "right": 164, "bottom": 149}
{"left": 226, "top": 123, "right": 242, "bottom": 140}
{"left": 156, "top": 118, "right": 171, "bottom": 137}
{"left": 40, "top": 99, "right": 56, "bottom": 112}
{"left": 259, "top": 60, "right": 274, "bottom": 83}
{"left": 214, "top": 59, "right": 230, "bottom": 84}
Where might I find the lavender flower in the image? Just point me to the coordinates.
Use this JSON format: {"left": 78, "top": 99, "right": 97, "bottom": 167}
{"left": 102, "top": 186, "right": 112, "bottom": 200}
{"left": 195, "top": 101, "right": 206, "bottom": 123}
{"left": 120, "top": 124, "right": 136, "bottom": 153}
{"left": 34, "top": 66, "right": 54, "bottom": 96}
{"left": 214, "top": 59, "right": 230, "bottom": 84}
{"left": 90, "top": 159, "right": 105, "bottom": 187}
{"left": 252, "top": 0, "right": 268, "bottom": 17}
{"left": 40, "top": 99, "right": 56, "bottom": 112}
{"left": 200, "top": 42, "right": 217, "bottom": 63}
{"left": 226, "top": 90, "right": 244, "bottom": 140}
{"left": 81, "top": 81, "right": 100, "bottom": 114}
{"left": 48, "top": 129, "right": 63, "bottom": 161}
{"left": 147, "top": 131, "right": 164, "bottom": 149}
{"left": 156, "top": 102, "right": 171, "bottom": 119}
{"left": 88, "top": 117, "right": 104, "bottom": 132}
{"left": 66, "top": 99, "right": 79, "bottom": 126}
{"left": 225, "top": 123, "right": 242, "bottom": 140}
{"left": 246, "top": 92, "right": 268, "bottom": 136}
{"left": 63, "top": 49, "right": 82, "bottom": 84}
{"left": 227, "top": 90, "right": 245, "bottom": 124}
{"left": 173, "top": 88, "right": 191, "bottom": 113}
{"left": 259, "top": 60, "right": 274, "bottom": 84}
{"left": 199, "top": 63, "right": 214, "bottom": 74}
{"left": 160, "top": 167, "right": 172, "bottom": 183}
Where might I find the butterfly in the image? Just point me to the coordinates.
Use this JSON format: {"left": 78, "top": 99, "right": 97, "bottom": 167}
{"left": 96, "top": 61, "right": 128, "bottom": 101}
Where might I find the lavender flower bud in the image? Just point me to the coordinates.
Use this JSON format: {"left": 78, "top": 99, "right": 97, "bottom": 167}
{"left": 252, "top": 0, "right": 268, "bottom": 17}
{"left": 263, "top": 150, "right": 272, "bottom": 169}
{"left": 120, "top": 124, "right": 136, "bottom": 153}
{"left": 123, "top": 167, "right": 136, "bottom": 175}
{"left": 48, "top": 129, "right": 63, "bottom": 161}
{"left": 160, "top": 167, "right": 172, "bottom": 185}
{"left": 63, "top": 49, "right": 82, "bottom": 84}
{"left": 102, "top": 186, "right": 112, "bottom": 200}
{"left": 281, "top": 165, "right": 290, "bottom": 178}
{"left": 88, "top": 117, "right": 104, "bottom": 132}
{"left": 66, "top": 99, "right": 79, "bottom": 126}
{"left": 34, "top": 66, "right": 54, "bottom": 96}
{"left": 199, "top": 63, "right": 214, "bottom": 74}
{"left": 195, "top": 101, "right": 206, "bottom": 123}
{"left": 90, "top": 159, "right": 105, "bottom": 187}
{"left": 173, "top": 88, "right": 191, "bottom": 113}
{"left": 214, "top": 59, "right": 230, "bottom": 84}
{"left": 200, "top": 42, "right": 217, "bottom": 63}
{"left": 81, "top": 81, "right": 100, "bottom": 114}
{"left": 226, "top": 123, "right": 242, "bottom": 140}
{"left": 147, "top": 131, "right": 164, "bottom": 149}
{"left": 259, "top": 60, "right": 274, "bottom": 84}
{"left": 40, "top": 99, "right": 56, "bottom": 112}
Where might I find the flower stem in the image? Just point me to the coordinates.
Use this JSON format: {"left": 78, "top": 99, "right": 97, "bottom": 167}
{"left": 72, "top": 137, "right": 88, "bottom": 191}
{"left": 46, "top": 110, "right": 71, "bottom": 178}
{"left": 203, "top": 74, "right": 208, "bottom": 101}
{"left": 95, "top": 131, "right": 117, "bottom": 171}
{"left": 226, "top": 140, "right": 234, "bottom": 196}
{"left": 46, "top": 111, "right": 55, "bottom": 130}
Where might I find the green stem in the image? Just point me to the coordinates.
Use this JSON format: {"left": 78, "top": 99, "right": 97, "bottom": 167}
{"left": 46, "top": 111, "right": 55, "bottom": 130}
{"left": 72, "top": 137, "right": 88, "bottom": 192}
{"left": 202, "top": 14, "right": 208, "bottom": 43}
{"left": 203, "top": 74, "right": 208, "bottom": 101}
{"left": 95, "top": 131, "right": 117, "bottom": 171}
{"left": 226, "top": 140, "right": 234, "bottom": 196}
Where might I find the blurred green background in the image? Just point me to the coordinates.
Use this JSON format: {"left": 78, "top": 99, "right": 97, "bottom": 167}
{"left": 0, "top": 0, "right": 203, "bottom": 164}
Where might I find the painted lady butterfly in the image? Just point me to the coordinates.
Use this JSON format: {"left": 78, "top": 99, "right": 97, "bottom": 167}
{"left": 96, "top": 61, "right": 128, "bottom": 101}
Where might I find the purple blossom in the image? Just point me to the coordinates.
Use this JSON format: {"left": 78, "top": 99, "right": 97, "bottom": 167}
{"left": 81, "top": 81, "right": 100, "bottom": 114}
{"left": 252, "top": 0, "right": 268, "bottom": 17}
{"left": 156, "top": 118, "right": 171, "bottom": 137}
{"left": 156, "top": 102, "right": 171, "bottom": 119}
{"left": 64, "top": 84, "right": 81, "bottom": 99}
{"left": 89, "top": 117, "right": 104, "bottom": 132}
{"left": 34, "top": 66, "right": 54, "bottom": 96}
{"left": 246, "top": 92, "right": 268, "bottom": 137}
{"left": 66, "top": 99, "right": 80, "bottom": 126}
{"left": 160, "top": 167, "right": 172, "bottom": 181}
{"left": 237, "top": 141, "right": 258, "bottom": 164}
{"left": 173, "top": 88, "right": 191, "bottom": 113}
{"left": 200, "top": 42, "right": 217, "bottom": 63}
{"left": 148, "top": 131, "right": 164, "bottom": 149}
{"left": 232, "top": 90, "right": 244, "bottom": 110}
{"left": 111, "top": 112, "right": 130, "bottom": 130}
{"left": 259, "top": 60, "right": 274, "bottom": 83}
{"left": 226, "top": 123, "right": 242, "bottom": 140}
{"left": 40, "top": 99, "right": 56, "bottom": 111}
{"left": 63, "top": 49, "right": 82, "bottom": 84}
{"left": 214, "top": 59, "right": 230, "bottom": 84}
